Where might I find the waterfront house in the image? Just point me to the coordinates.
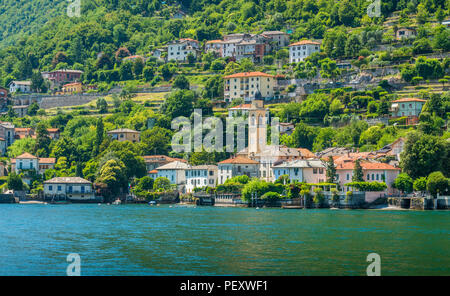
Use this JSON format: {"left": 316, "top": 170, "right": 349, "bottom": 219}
{"left": 223, "top": 72, "right": 277, "bottom": 102}
{"left": 289, "top": 40, "right": 320, "bottom": 63}
{"left": 107, "top": 128, "right": 140, "bottom": 143}
{"left": 335, "top": 160, "right": 400, "bottom": 194}
{"left": 167, "top": 38, "right": 200, "bottom": 62}
{"left": 143, "top": 155, "right": 187, "bottom": 175}
{"left": 8, "top": 81, "right": 31, "bottom": 93}
{"left": 218, "top": 156, "right": 259, "bottom": 184}
{"left": 272, "top": 159, "right": 326, "bottom": 183}
{"left": 11, "top": 153, "right": 56, "bottom": 184}
{"left": 185, "top": 165, "right": 218, "bottom": 193}
{"left": 44, "top": 177, "right": 95, "bottom": 202}
{"left": 155, "top": 161, "right": 190, "bottom": 189}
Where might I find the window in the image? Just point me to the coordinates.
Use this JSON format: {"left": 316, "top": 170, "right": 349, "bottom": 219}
{"left": 49, "top": 185, "right": 53, "bottom": 191}
{"left": 209, "top": 171, "right": 214, "bottom": 176}
{"left": 319, "top": 168, "right": 323, "bottom": 174}
{"left": 81, "top": 186, "right": 85, "bottom": 193}
{"left": 57, "top": 186, "right": 62, "bottom": 191}
{"left": 313, "top": 168, "right": 317, "bottom": 174}
{"left": 346, "top": 174, "right": 350, "bottom": 181}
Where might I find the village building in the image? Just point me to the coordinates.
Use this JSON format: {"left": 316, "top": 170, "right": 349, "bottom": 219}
{"left": 43, "top": 177, "right": 95, "bottom": 202}
{"left": 223, "top": 72, "right": 277, "bottom": 102}
{"left": 279, "top": 122, "right": 295, "bottom": 135}
{"left": 205, "top": 40, "right": 224, "bottom": 57}
{"left": 0, "top": 121, "right": 15, "bottom": 148}
{"left": 9, "top": 81, "right": 31, "bottom": 93}
{"left": 0, "top": 138, "right": 6, "bottom": 156}
{"left": 185, "top": 165, "right": 218, "bottom": 193}
{"left": 272, "top": 159, "right": 326, "bottom": 183}
{"left": 12, "top": 105, "right": 29, "bottom": 117}
{"left": 154, "top": 161, "right": 190, "bottom": 189}
{"left": 14, "top": 127, "right": 34, "bottom": 139}
{"left": 261, "top": 31, "right": 290, "bottom": 50}
{"left": 0, "top": 87, "right": 8, "bottom": 100}
{"left": 335, "top": 160, "right": 400, "bottom": 194}
{"left": 47, "top": 128, "right": 61, "bottom": 140}
{"left": 143, "top": 155, "right": 187, "bottom": 174}
{"left": 41, "top": 69, "right": 83, "bottom": 85}
{"left": 218, "top": 156, "right": 259, "bottom": 184}
{"left": 107, "top": 128, "right": 140, "bottom": 143}
{"left": 152, "top": 47, "right": 167, "bottom": 61}
{"left": 122, "top": 55, "right": 146, "bottom": 63}
{"left": 61, "top": 82, "right": 83, "bottom": 94}
{"left": 289, "top": 40, "right": 320, "bottom": 63}
{"left": 11, "top": 153, "right": 56, "bottom": 184}
{"left": 167, "top": 38, "right": 200, "bottom": 62}
{"left": 391, "top": 97, "right": 426, "bottom": 118}
{"left": 442, "top": 20, "right": 450, "bottom": 28}
{"left": 395, "top": 27, "right": 417, "bottom": 40}
{"left": 228, "top": 103, "right": 252, "bottom": 117}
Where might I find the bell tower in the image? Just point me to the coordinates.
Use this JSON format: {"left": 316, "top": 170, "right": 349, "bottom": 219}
{"left": 248, "top": 99, "right": 267, "bottom": 155}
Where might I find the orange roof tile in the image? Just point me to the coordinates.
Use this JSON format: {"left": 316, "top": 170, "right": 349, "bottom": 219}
{"left": 219, "top": 156, "right": 259, "bottom": 165}
{"left": 392, "top": 98, "right": 426, "bottom": 103}
{"left": 16, "top": 152, "right": 38, "bottom": 159}
{"left": 224, "top": 72, "right": 275, "bottom": 79}
{"left": 38, "top": 158, "right": 56, "bottom": 164}
{"left": 289, "top": 40, "right": 321, "bottom": 46}
{"left": 336, "top": 161, "right": 400, "bottom": 171}
{"left": 229, "top": 104, "right": 252, "bottom": 110}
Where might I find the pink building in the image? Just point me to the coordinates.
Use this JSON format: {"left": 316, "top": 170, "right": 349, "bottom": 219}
{"left": 335, "top": 160, "right": 400, "bottom": 194}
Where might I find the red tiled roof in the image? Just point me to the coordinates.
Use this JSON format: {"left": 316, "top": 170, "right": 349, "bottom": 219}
{"left": 336, "top": 161, "right": 400, "bottom": 171}
{"left": 38, "top": 158, "right": 56, "bottom": 164}
{"left": 47, "top": 128, "right": 60, "bottom": 133}
{"left": 206, "top": 40, "right": 223, "bottom": 44}
{"left": 289, "top": 40, "right": 321, "bottom": 46}
{"left": 219, "top": 156, "right": 259, "bottom": 165}
{"left": 224, "top": 72, "right": 275, "bottom": 79}
{"left": 142, "top": 155, "right": 187, "bottom": 163}
{"left": 149, "top": 170, "right": 158, "bottom": 174}
{"left": 229, "top": 104, "right": 252, "bottom": 110}
{"left": 16, "top": 152, "right": 38, "bottom": 159}
{"left": 392, "top": 98, "right": 426, "bottom": 103}
{"left": 297, "top": 148, "right": 316, "bottom": 159}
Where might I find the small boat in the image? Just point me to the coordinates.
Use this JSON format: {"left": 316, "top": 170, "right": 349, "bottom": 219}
{"left": 148, "top": 201, "right": 157, "bottom": 206}
{"left": 112, "top": 199, "right": 121, "bottom": 205}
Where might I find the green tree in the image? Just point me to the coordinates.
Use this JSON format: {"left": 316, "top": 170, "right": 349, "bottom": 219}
{"left": 96, "top": 159, "right": 128, "bottom": 200}
{"left": 172, "top": 75, "right": 190, "bottom": 90}
{"left": 326, "top": 156, "right": 337, "bottom": 183}
{"left": 352, "top": 159, "right": 364, "bottom": 182}
{"left": 7, "top": 172, "right": 24, "bottom": 191}
{"left": 413, "top": 177, "right": 427, "bottom": 194}
{"left": 393, "top": 173, "right": 414, "bottom": 194}
{"left": 153, "top": 177, "right": 171, "bottom": 191}
{"left": 426, "top": 171, "right": 449, "bottom": 197}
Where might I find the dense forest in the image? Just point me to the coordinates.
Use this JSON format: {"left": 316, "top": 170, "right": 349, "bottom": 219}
{"left": 0, "top": 0, "right": 449, "bottom": 86}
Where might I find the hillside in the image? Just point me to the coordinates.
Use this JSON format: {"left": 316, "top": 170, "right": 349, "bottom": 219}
{"left": 0, "top": 0, "right": 67, "bottom": 47}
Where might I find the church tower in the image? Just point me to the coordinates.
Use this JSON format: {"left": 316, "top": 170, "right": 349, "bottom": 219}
{"left": 248, "top": 99, "right": 267, "bottom": 155}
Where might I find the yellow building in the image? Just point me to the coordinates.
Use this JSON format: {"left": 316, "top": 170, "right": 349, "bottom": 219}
{"left": 62, "top": 82, "right": 83, "bottom": 94}
{"left": 107, "top": 128, "right": 140, "bottom": 143}
{"left": 224, "top": 72, "right": 276, "bottom": 102}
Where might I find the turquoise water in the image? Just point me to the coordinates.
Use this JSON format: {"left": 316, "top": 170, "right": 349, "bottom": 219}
{"left": 0, "top": 204, "right": 448, "bottom": 276}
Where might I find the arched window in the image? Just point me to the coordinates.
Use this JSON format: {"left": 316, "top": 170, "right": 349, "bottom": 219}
{"left": 251, "top": 114, "right": 256, "bottom": 126}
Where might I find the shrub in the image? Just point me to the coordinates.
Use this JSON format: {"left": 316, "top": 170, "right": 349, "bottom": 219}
{"left": 346, "top": 181, "right": 387, "bottom": 191}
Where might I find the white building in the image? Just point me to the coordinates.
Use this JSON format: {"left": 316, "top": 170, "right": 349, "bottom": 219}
{"left": 218, "top": 156, "right": 259, "bottom": 185}
{"left": 44, "top": 177, "right": 95, "bottom": 202}
{"left": 9, "top": 81, "right": 32, "bottom": 93}
{"left": 167, "top": 38, "right": 200, "bottom": 62}
{"left": 185, "top": 165, "right": 218, "bottom": 193}
{"left": 272, "top": 159, "right": 326, "bottom": 183}
{"left": 10, "top": 153, "right": 56, "bottom": 185}
{"left": 155, "top": 161, "right": 189, "bottom": 188}
{"left": 289, "top": 40, "right": 320, "bottom": 63}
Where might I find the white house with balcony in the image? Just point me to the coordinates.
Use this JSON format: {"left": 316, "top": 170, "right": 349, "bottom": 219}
{"left": 9, "top": 81, "right": 32, "bottom": 93}
{"left": 155, "top": 161, "right": 189, "bottom": 190}
{"left": 44, "top": 177, "right": 96, "bottom": 202}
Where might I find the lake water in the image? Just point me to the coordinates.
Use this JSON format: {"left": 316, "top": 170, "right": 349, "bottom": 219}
{"left": 0, "top": 204, "right": 448, "bottom": 276}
